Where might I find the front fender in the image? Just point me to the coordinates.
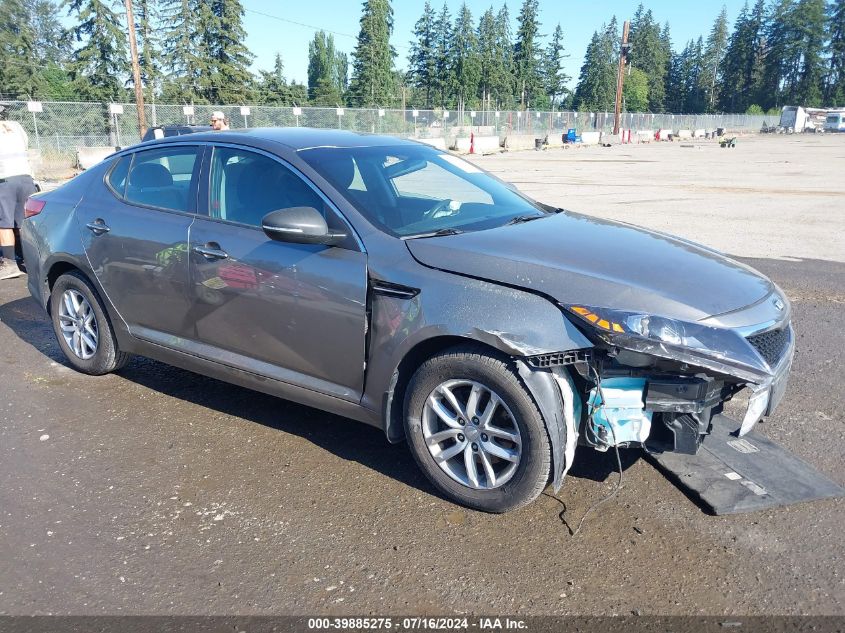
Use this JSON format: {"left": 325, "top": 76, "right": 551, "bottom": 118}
{"left": 362, "top": 266, "right": 592, "bottom": 441}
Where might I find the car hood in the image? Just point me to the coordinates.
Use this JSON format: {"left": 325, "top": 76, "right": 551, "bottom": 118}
{"left": 405, "top": 211, "right": 773, "bottom": 322}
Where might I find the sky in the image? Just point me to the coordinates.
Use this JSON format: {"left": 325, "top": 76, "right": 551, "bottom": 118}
{"left": 243, "top": 0, "right": 749, "bottom": 88}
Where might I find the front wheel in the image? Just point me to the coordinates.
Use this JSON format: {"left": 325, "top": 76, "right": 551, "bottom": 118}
{"left": 404, "top": 348, "right": 551, "bottom": 513}
{"left": 50, "top": 271, "right": 130, "bottom": 375}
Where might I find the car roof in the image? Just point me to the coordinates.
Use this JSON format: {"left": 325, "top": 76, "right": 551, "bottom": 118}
{"left": 136, "top": 127, "right": 423, "bottom": 152}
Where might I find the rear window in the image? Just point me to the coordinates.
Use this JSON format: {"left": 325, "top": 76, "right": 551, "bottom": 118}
{"left": 121, "top": 147, "right": 200, "bottom": 213}
{"left": 106, "top": 155, "right": 131, "bottom": 196}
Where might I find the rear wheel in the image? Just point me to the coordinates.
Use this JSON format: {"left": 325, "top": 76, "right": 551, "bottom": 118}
{"left": 50, "top": 271, "right": 130, "bottom": 375}
{"left": 404, "top": 348, "right": 551, "bottom": 513}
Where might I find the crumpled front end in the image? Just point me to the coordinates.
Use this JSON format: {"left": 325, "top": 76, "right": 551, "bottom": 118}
{"left": 532, "top": 290, "right": 794, "bottom": 478}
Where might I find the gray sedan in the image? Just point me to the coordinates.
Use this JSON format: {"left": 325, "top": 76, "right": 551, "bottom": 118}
{"left": 20, "top": 128, "right": 793, "bottom": 512}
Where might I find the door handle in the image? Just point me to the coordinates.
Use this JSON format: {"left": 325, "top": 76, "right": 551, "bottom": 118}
{"left": 192, "top": 244, "right": 229, "bottom": 260}
{"left": 85, "top": 219, "right": 110, "bottom": 235}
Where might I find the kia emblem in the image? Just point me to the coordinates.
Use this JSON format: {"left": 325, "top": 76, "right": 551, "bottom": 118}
{"left": 773, "top": 297, "right": 785, "bottom": 311}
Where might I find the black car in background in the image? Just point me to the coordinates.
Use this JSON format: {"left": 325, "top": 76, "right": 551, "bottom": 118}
{"left": 140, "top": 125, "right": 212, "bottom": 142}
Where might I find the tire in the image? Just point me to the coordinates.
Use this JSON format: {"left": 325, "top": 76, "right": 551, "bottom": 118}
{"left": 50, "top": 271, "right": 130, "bottom": 375}
{"left": 404, "top": 347, "right": 551, "bottom": 513}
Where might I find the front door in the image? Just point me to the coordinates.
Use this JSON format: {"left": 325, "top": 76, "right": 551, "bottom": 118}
{"left": 186, "top": 145, "right": 368, "bottom": 401}
{"left": 77, "top": 145, "right": 202, "bottom": 340}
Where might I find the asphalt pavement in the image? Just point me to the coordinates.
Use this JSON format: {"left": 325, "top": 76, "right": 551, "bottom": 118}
{"left": 0, "top": 253, "right": 843, "bottom": 616}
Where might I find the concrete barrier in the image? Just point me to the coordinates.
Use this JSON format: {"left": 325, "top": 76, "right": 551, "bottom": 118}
{"left": 580, "top": 131, "right": 601, "bottom": 145}
{"left": 636, "top": 130, "right": 655, "bottom": 142}
{"left": 656, "top": 129, "right": 672, "bottom": 141}
{"left": 76, "top": 146, "right": 117, "bottom": 170}
{"left": 693, "top": 129, "right": 706, "bottom": 138}
{"left": 454, "top": 135, "right": 500, "bottom": 153}
{"left": 502, "top": 135, "right": 536, "bottom": 150}
{"left": 677, "top": 129, "right": 692, "bottom": 139}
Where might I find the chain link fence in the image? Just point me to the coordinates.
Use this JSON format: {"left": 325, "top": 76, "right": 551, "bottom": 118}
{"left": 1, "top": 99, "right": 772, "bottom": 174}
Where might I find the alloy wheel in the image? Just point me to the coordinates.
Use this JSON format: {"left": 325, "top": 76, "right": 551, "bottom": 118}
{"left": 58, "top": 289, "right": 99, "bottom": 360}
{"left": 422, "top": 379, "right": 523, "bottom": 490}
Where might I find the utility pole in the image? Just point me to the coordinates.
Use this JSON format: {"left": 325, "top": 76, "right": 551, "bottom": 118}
{"left": 124, "top": 0, "right": 147, "bottom": 138}
{"left": 613, "top": 20, "right": 631, "bottom": 136}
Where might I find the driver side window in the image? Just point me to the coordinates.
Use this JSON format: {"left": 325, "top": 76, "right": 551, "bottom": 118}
{"left": 209, "top": 147, "right": 328, "bottom": 227}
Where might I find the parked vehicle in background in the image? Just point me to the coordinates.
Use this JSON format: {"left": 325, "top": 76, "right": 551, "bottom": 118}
{"left": 824, "top": 111, "right": 845, "bottom": 132}
{"left": 140, "top": 125, "right": 212, "bottom": 142}
{"left": 20, "top": 128, "right": 795, "bottom": 513}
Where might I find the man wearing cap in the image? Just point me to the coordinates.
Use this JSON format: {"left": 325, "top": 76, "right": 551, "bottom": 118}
{"left": 210, "top": 111, "right": 230, "bottom": 131}
{"left": 0, "top": 106, "right": 37, "bottom": 280}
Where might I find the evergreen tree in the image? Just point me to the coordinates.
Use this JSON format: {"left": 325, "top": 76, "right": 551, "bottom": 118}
{"left": 0, "top": 0, "right": 39, "bottom": 98}
{"left": 827, "top": 0, "right": 845, "bottom": 104}
{"left": 542, "top": 23, "right": 570, "bottom": 107}
{"left": 198, "top": 0, "right": 254, "bottom": 103}
{"left": 493, "top": 3, "right": 515, "bottom": 107}
{"left": 719, "top": 2, "right": 752, "bottom": 111}
{"left": 792, "top": 0, "right": 827, "bottom": 106}
{"left": 27, "top": 0, "right": 71, "bottom": 66}
{"left": 667, "top": 38, "right": 706, "bottom": 112}
{"left": 407, "top": 0, "right": 437, "bottom": 107}
{"left": 665, "top": 45, "right": 686, "bottom": 112}
{"left": 451, "top": 2, "right": 480, "bottom": 111}
{"left": 67, "top": 0, "right": 129, "bottom": 102}
{"left": 698, "top": 6, "right": 729, "bottom": 112}
{"left": 477, "top": 7, "right": 497, "bottom": 109}
{"left": 349, "top": 0, "right": 397, "bottom": 107}
{"left": 308, "top": 31, "right": 346, "bottom": 106}
{"left": 432, "top": 2, "right": 452, "bottom": 107}
{"left": 658, "top": 22, "right": 672, "bottom": 111}
{"left": 257, "top": 53, "right": 306, "bottom": 106}
{"left": 628, "top": 6, "right": 668, "bottom": 111}
{"left": 160, "top": 0, "right": 205, "bottom": 102}
{"left": 512, "top": 0, "right": 542, "bottom": 108}
{"left": 760, "top": 0, "right": 800, "bottom": 109}
{"left": 719, "top": 0, "right": 767, "bottom": 111}
{"left": 687, "top": 37, "right": 706, "bottom": 112}
{"left": 134, "top": 0, "right": 160, "bottom": 102}
{"left": 573, "top": 17, "right": 619, "bottom": 111}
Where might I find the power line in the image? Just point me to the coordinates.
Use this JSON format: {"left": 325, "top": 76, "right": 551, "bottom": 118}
{"left": 242, "top": 7, "right": 411, "bottom": 52}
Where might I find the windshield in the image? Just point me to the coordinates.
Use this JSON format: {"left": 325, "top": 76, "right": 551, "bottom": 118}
{"left": 298, "top": 144, "right": 548, "bottom": 237}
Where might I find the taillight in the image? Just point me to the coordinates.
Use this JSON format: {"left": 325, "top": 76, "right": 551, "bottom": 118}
{"left": 24, "top": 197, "right": 46, "bottom": 218}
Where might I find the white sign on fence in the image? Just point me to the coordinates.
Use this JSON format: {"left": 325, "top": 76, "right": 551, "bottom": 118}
{"left": 240, "top": 106, "right": 251, "bottom": 116}
{"left": 109, "top": 103, "right": 124, "bottom": 115}
{"left": 443, "top": 110, "right": 449, "bottom": 118}
{"left": 470, "top": 111, "right": 476, "bottom": 118}
{"left": 378, "top": 109, "right": 385, "bottom": 117}
{"left": 412, "top": 109, "right": 419, "bottom": 117}
{"left": 182, "top": 105, "right": 195, "bottom": 116}
{"left": 27, "top": 101, "right": 43, "bottom": 113}
{"left": 495, "top": 111, "right": 500, "bottom": 118}
{"left": 336, "top": 108, "right": 345, "bottom": 116}
{"left": 292, "top": 107, "right": 302, "bottom": 116}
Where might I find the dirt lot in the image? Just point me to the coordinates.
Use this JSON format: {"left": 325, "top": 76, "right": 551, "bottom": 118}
{"left": 471, "top": 133, "right": 845, "bottom": 263}
{"left": 0, "top": 134, "right": 843, "bottom": 616}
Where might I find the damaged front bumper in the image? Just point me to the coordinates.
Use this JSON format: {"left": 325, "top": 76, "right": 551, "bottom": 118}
{"left": 518, "top": 302, "right": 795, "bottom": 491}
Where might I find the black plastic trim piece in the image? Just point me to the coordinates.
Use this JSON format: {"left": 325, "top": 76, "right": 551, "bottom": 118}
{"left": 371, "top": 280, "right": 420, "bottom": 299}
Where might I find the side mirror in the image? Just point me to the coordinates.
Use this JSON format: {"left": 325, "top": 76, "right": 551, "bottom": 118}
{"left": 261, "top": 207, "right": 346, "bottom": 246}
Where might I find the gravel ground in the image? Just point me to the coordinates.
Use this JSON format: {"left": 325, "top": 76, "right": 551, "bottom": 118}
{"left": 0, "top": 135, "right": 843, "bottom": 616}
{"left": 468, "top": 133, "right": 845, "bottom": 263}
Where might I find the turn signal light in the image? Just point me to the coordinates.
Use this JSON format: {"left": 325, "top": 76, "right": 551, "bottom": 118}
{"left": 24, "top": 197, "right": 46, "bottom": 218}
{"left": 570, "top": 306, "right": 626, "bottom": 333}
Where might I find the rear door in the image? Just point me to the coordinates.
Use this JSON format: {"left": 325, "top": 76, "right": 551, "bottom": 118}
{"left": 77, "top": 144, "right": 203, "bottom": 341}
{"left": 185, "top": 144, "right": 368, "bottom": 401}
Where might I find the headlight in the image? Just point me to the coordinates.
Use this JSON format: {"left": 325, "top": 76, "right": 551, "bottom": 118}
{"left": 562, "top": 304, "right": 773, "bottom": 382}
{"left": 566, "top": 305, "right": 702, "bottom": 349}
